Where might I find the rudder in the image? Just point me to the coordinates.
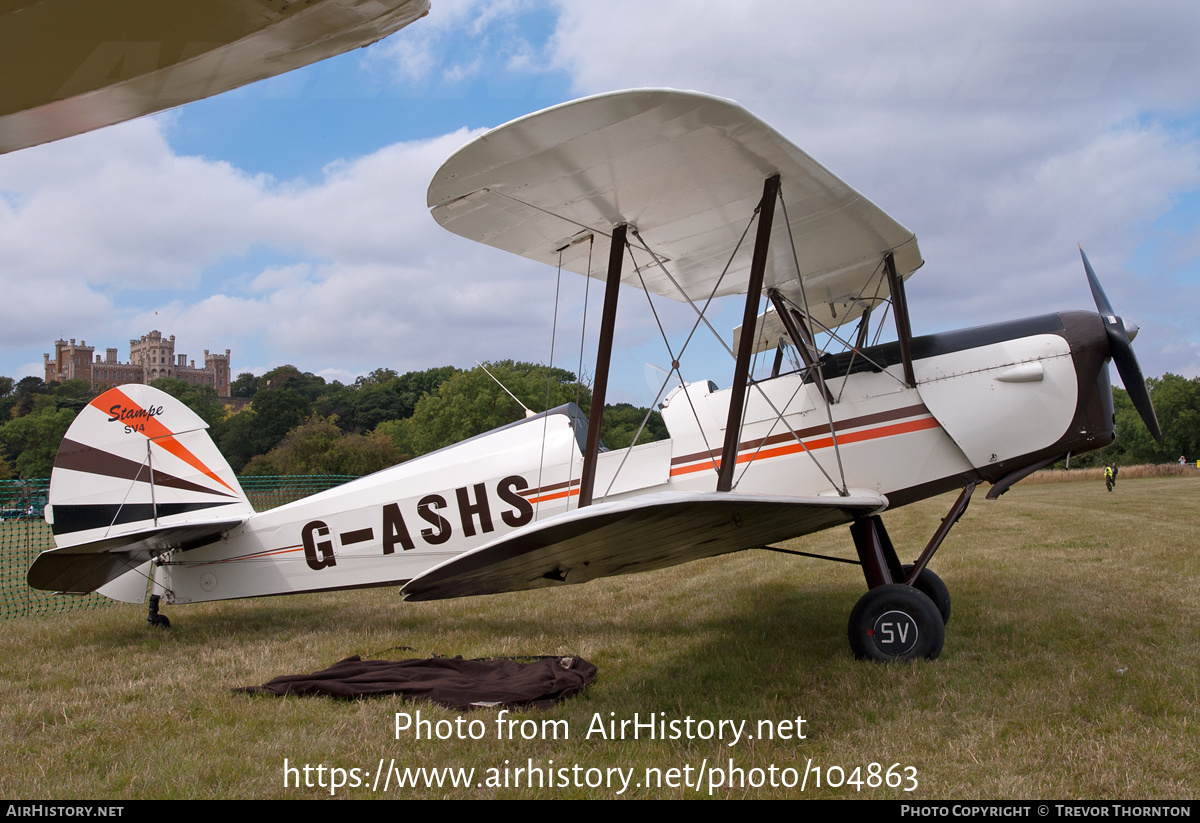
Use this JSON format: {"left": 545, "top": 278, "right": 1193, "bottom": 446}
{"left": 30, "top": 385, "right": 254, "bottom": 594}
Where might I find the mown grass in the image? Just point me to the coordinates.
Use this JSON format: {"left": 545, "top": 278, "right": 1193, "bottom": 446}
{"left": 2, "top": 478, "right": 1198, "bottom": 799}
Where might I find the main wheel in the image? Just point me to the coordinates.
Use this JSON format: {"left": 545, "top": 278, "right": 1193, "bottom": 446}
{"left": 902, "top": 564, "right": 951, "bottom": 625}
{"left": 848, "top": 584, "right": 945, "bottom": 662}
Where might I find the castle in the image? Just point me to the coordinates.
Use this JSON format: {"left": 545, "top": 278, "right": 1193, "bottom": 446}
{"left": 44, "top": 331, "right": 232, "bottom": 398}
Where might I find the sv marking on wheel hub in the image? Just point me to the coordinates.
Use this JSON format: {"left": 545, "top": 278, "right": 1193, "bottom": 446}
{"left": 872, "top": 610, "right": 919, "bottom": 655}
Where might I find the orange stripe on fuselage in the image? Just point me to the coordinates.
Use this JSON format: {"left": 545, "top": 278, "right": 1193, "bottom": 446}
{"left": 519, "top": 478, "right": 580, "bottom": 498}
{"left": 91, "top": 389, "right": 238, "bottom": 495}
{"left": 529, "top": 488, "right": 580, "bottom": 505}
{"left": 213, "top": 545, "right": 305, "bottom": 564}
{"left": 669, "top": 416, "right": 941, "bottom": 477}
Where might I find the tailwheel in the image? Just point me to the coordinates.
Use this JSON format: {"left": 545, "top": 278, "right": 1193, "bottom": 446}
{"left": 903, "top": 565, "right": 951, "bottom": 625}
{"left": 848, "top": 584, "right": 944, "bottom": 662}
{"left": 146, "top": 594, "right": 170, "bottom": 629}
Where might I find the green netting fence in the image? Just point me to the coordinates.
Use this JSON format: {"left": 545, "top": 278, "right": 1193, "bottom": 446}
{"left": 0, "top": 475, "right": 357, "bottom": 620}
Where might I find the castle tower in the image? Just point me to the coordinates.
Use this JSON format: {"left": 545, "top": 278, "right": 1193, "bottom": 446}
{"left": 204, "top": 349, "right": 232, "bottom": 397}
{"left": 43, "top": 338, "right": 94, "bottom": 385}
{"left": 45, "top": 331, "right": 232, "bottom": 395}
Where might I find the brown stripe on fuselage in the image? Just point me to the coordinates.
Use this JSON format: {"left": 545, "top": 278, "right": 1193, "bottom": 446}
{"left": 518, "top": 477, "right": 581, "bottom": 497}
{"left": 670, "top": 403, "right": 932, "bottom": 466}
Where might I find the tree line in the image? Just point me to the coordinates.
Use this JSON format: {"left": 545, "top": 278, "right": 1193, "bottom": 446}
{"left": 0, "top": 361, "right": 668, "bottom": 479}
{"left": 1088, "top": 375, "right": 1200, "bottom": 467}
{"left": 2, "top": 368, "right": 1195, "bottom": 480}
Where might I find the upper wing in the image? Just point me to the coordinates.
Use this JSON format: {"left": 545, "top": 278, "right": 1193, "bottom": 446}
{"left": 0, "top": 0, "right": 429, "bottom": 154}
{"left": 401, "top": 490, "right": 887, "bottom": 601}
{"left": 428, "top": 89, "right": 921, "bottom": 331}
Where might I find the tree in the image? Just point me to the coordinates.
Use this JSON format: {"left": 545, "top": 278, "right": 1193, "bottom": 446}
{"left": 331, "top": 365, "right": 460, "bottom": 433}
{"left": 391, "top": 366, "right": 459, "bottom": 419}
{"left": 403, "top": 361, "right": 589, "bottom": 456}
{"left": 1146, "top": 373, "right": 1200, "bottom": 464}
{"left": 214, "top": 386, "right": 313, "bottom": 472}
{"left": 241, "top": 417, "right": 401, "bottom": 476}
{"left": 10, "top": 376, "right": 50, "bottom": 418}
{"left": 0, "top": 376, "right": 14, "bottom": 420}
{"left": 259, "top": 365, "right": 327, "bottom": 400}
{"left": 344, "top": 379, "right": 404, "bottom": 433}
{"left": 1056, "top": 373, "right": 1200, "bottom": 468}
{"left": 372, "top": 417, "right": 415, "bottom": 460}
{"left": 355, "top": 368, "right": 399, "bottom": 387}
{"left": 148, "top": 377, "right": 225, "bottom": 428}
{"left": 215, "top": 408, "right": 261, "bottom": 473}
{"left": 312, "top": 381, "right": 355, "bottom": 428}
{"left": 598, "top": 403, "right": 668, "bottom": 449}
{"left": 0, "top": 407, "right": 76, "bottom": 477}
{"left": 40, "top": 379, "right": 94, "bottom": 415}
{"left": 1097, "top": 375, "right": 1200, "bottom": 466}
{"left": 231, "top": 372, "right": 259, "bottom": 399}
{"left": 251, "top": 387, "right": 312, "bottom": 444}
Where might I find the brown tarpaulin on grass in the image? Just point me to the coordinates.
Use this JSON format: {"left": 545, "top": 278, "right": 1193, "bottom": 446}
{"left": 237, "top": 655, "right": 597, "bottom": 709}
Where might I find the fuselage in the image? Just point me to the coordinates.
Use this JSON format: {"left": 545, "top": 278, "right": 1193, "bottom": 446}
{"left": 118, "top": 310, "right": 1114, "bottom": 606}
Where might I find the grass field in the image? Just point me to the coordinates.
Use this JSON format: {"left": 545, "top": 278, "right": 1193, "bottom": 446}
{"left": 2, "top": 477, "right": 1197, "bottom": 799}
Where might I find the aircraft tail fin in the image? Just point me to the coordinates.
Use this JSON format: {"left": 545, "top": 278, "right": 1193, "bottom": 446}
{"left": 29, "top": 385, "right": 254, "bottom": 594}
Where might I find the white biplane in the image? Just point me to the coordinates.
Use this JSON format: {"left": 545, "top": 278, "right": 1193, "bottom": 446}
{"left": 28, "top": 89, "right": 1160, "bottom": 662}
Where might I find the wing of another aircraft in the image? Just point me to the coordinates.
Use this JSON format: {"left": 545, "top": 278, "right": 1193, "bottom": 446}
{"left": 427, "top": 89, "right": 922, "bottom": 331}
{"left": 401, "top": 490, "right": 887, "bottom": 601}
{"left": 0, "top": 0, "right": 429, "bottom": 154}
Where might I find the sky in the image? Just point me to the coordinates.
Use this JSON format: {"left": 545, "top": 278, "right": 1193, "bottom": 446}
{"left": 1, "top": 0, "right": 1198, "bottom": 408}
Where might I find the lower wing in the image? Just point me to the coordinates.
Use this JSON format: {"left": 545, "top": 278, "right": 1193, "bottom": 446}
{"left": 402, "top": 490, "right": 887, "bottom": 601}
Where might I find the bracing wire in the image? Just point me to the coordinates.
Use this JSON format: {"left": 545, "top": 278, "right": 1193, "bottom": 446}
{"left": 628, "top": 199, "right": 844, "bottom": 490}
{"left": 534, "top": 248, "right": 565, "bottom": 519}
{"left": 568, "top": 236, "right": 594, "bottom": 510}
{"left": 777, "top": 186, "right": 848, "bottom": 493}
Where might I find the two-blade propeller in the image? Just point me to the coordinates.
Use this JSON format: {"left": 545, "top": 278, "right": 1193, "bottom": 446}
{"left": 1079, "top": 246, "right": 1162, "bottom": 442}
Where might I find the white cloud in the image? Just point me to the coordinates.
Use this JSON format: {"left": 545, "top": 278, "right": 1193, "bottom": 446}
{"left": 0, "top": 116, "right": 557, "bottom": 382}
{"left": 2, "top": 0, "right": 1198, "bottom": 394}
{"left": 542, "top": 1, "right": 1200, "bottom": 378}
{"left": 370, "top": 0, "right": 556, "bottom": 85}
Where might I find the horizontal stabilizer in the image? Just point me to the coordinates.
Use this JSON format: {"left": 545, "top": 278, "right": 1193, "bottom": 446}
{"left": 28, "top": 518, "right": 244, "bottom": 594}
{"left": 402, "top": 491, "right": 886, "bottom": 601}
{"left": 28, "top": 551, "right": 145, "bottom": 596}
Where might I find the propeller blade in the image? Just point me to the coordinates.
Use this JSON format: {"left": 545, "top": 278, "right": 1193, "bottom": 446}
{"left": 1079, "top": 247, "right": 1162, "bottom": 442}
{"left": 1079, "top": 246, "right": 1115, "bottom": 317}
{"left": 1109, "top": 332, "right": 1162, "bottom": 442}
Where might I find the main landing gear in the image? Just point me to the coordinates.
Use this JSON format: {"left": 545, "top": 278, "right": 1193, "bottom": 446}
{"left": 848, "top": 583, "right": 944, "bottom": 661}
{"left": 846, "top": 484, "right": 973, "bottom": 662}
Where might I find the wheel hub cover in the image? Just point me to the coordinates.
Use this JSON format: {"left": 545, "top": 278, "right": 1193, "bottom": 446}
{"left": 870, "top": 610, "right": 919, "bottom": 655}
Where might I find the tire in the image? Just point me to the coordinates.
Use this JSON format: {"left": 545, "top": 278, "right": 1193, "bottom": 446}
{"left": 902, "top": 564, "right": 951, "bottom": 625}
{"left": 848, "top": 584, "right": 945, "bottom": 662}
